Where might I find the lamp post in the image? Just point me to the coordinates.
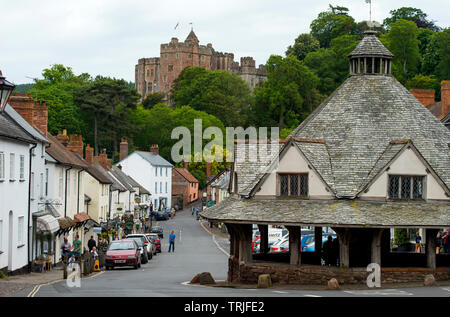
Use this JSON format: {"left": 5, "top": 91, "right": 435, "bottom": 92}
{"left": 0, "top": 71, "right": 15, "bottom": 113}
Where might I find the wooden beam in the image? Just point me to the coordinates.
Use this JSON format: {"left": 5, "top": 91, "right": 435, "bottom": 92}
{"left": 258, "top": 224, "right": 269, "bottom": 254}
{"left": 334, "top": 227, "right": 350, "bottom": 268}
{"left": 287, "top": 226, "right": 301, "bottom": 266}
{"left": 314, "top": 227, "right": 323, "bottom": 264}
{"left": 426, "top": 229, "right": 438, "bottom": 271}
{"left": 371, "top": 228, "right": 385, "bottom": 265}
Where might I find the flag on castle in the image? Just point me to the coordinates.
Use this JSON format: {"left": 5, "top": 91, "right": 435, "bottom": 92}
{"left": 174, "top": 22, "right": 179, "bottom": 30}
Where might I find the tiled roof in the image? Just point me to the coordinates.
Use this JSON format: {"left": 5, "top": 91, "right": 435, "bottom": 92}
{"left": 109, "top": 166, "right": 135, "bottom": 192}
{"left": 134, "top": 151, "right": 173, "bottom": 167}
{"left": 91, "top": 163, "right": 126, "bottom": 192}
{"left": 0, "top": 111, "right": 35, "bottom": 144}
{"left": 289, "top": 74, "right": 450, "bottom": 197}
{"left": 349, "top": 31, "right": 393, "bottom": 58}
{"left": 174, "top": 168, "right": 198, "bottom": 183}
{"left": 4, "top": 104, "right": 49, "bottom": 144}
{"left": 45, "top": 133, "right": 89, "bottom": 169}
{"left": 201, "top": 196, "right": 450, "bottom": 228}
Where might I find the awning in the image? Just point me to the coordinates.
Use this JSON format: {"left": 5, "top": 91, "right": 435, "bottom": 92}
{"left": 56, "top": 217, "right": 76, "bottom": 236}
{"left": 36, "top": 215, "right": 60, "bottom": 234}
{"left": 74, "top": 212, "right": 91, "bottom": 229}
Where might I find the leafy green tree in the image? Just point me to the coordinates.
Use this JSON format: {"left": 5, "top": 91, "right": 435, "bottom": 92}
{"left": 75, "top": 76, "right": 140, "bottom": 155}
{"left": 304, "top": 35, "right": 359, "bottom": 95}
{"left": 253, "top": 55, "right": 320, "bottom": 130}
{"left": 406, "top": 74, "right": 440, "bottom": 99}
{"left": 172, "top": 67, "right": 253, "bottom": 127}
{"left": 383, "top": 7, "right": 441, "bottom": 32}
{"left": 381, "top": 19, "right": 420, "bottom": 85}
{"left": 29, "top": 64, "right": 90, "bottom": 135}
{"left": 285, "top": 34, "right": 320, "bottom": 60}
{"left": 310, "top": 5, "right": 357, "bottom": 48}
{"left": 435, "top": 28, "right": 450, "bottom": 80}
{"left": 355, "top": 21, "right": 386, "bottom": 40}
{"left": 142, "top": 92, "right": 166, "bottom": 109}
{"left": 421, "top": 33, "right": 440, "bottom": 77}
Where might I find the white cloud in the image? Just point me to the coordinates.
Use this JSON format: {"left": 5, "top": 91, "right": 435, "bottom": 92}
{"left": 2, "top": 0, "right": 449, "bottom": 84}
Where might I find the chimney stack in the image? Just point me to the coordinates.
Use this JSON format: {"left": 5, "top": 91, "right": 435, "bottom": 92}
{"left": 8, "top": 94, "right": 48, "bottom": 134}
{"left": 410, "top": 89, "right": 435, "bottom": 107}
{"left": 441, "top": 81, "right": 450, "bottom": 118}
{"left": 206, "top": 161, "right": 211, "bottom": 180}
{"left": 85, "top": 144, "right": 94, "bottom": 164}
{"left": 150, "top": 144, "right": 159, "bottom": 155}
{"left": 56, "top": 130, "right": 69, "bottom": 146}
{"left": 120, "top": 138, "right": 128, "bottom": 161}
{"left": 67, "top": 134, "right": 84, "bottom": 157}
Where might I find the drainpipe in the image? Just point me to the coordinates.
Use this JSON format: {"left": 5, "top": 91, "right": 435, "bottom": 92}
{"left": 77, "top": 169, "right": 83, "bottom": 214}
{"left": 27, "top": 143, "right": 37, "bottom": 273}
{"left": 64, "top": 166, "right": 72, "bottom": 217}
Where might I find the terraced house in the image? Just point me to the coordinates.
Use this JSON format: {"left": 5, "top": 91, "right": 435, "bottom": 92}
{"left": 202, "top": 31, "right": 450, "bottom": 285}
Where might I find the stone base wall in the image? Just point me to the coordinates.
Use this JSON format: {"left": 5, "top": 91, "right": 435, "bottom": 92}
{"left": 229, "top": 258, "right": 450, "bottom": 285}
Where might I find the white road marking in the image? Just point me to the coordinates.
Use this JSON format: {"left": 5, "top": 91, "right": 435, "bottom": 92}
{"left": 344, "top": 289, "right": 414, "bottom": 296}
{"left": 441, "top": 287, "right": 450, "bottom": 293}
{"left": 273, "top": 291, "right": 289, "bottom": 294}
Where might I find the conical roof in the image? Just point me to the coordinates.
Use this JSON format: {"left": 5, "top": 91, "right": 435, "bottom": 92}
{"left": 349, "top": 30, "right": 393, "bottom": 58}
{"left": 289, "top": 74, "right": 450, "bottom": 197}
{"left": 185, "top": 29, "right": 199, "bottom": 43}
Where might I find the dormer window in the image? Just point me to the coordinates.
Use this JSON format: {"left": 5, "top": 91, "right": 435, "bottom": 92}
{"left": 279, "top": 173, "right": 308, "bottom": 198}
{"left": 388, "top": 175, "right": 424, "bottom": 200}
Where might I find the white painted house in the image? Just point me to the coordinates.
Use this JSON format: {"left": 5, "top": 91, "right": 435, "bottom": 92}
{"left": 0, "top": 109, "right": 36, "bottom": 274}
{"left": 117, "top": 145, "right": 172, "bottom": 211}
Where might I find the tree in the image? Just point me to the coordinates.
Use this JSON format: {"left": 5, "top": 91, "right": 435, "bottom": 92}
{"left": 304, "top": 35, "right": 359, "bottom": 96}
{"left": 406, "top": 74, "right": 440, "bottom": 91}
{"left": 29, "top": 64, "right": 90, "bottom": 135}
{"left": 142, "top": 92, "right": 166, "bottom": 109}
{"left": 253, "top": 55, "right": 320, "bottom": 130}
{"left": 171, "top": 67, "right": 254, "bottom": 127}
{"left": 75, "top": 76, "right": 140, "bottom": 155}
{"left": 285, "top": 33, "right": 320, "bottom": 61}
{"left": 381, "top": 19, "right": 420, "bottom": 85}
{"left": 435, "top": 28, "right": 450, "bottom": 80}
{"left": 310, "top": 5, "right": 357, "bottom": 48}
{"left": 383, "top": 7, "right": 441, "bottom": 32}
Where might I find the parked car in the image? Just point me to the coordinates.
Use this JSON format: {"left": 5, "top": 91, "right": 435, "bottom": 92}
{"left": 151, "top": 226, "right": 164, "bottom": 238}
{"left": 302, "top": 233, "right": 337, "bottom": 252}
{"left": 147, "top": 233, "right": 161, "bottom": 253}
{"left": 105, "top": 239, "right": 141, "bottom": 270}
{"left": 143, "top": 234, "right": 157, "bottom": 255}
{"left": 155, "top": 210, "right": 169, "bottom": 221}
{"left": 127, "top": 234, "right": 154, "bottom": 259}
{"left": 252, "top": 235, "right": 261, "bottom": 253}
{"left": 126, "top": 235, "right": 149, "bottom": 263}
{"left": 270, "top": 236, "right": 289, "bottom": 253}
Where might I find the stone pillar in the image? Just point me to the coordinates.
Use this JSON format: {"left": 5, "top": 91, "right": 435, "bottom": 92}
{"left": 426, "top": 229, "right": 438, "bottom": 271}
{"left": 287, "top": 226, "right": 301, "bottom": 266}
{"left": 314, "top": 227, "right": 323, "bottom": 264}
{"left": 334, "top": 228, "right": 350, "bottom": 268}
{"left": 258, "top": 224, "right": 269, "bottom": 254}
{"left": 371, "top": 229, "right": 385, "bottom": 265}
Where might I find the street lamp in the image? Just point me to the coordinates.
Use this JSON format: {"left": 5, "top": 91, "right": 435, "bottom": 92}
{"left": 0, "top": 71, "right": 15, "bottom": 113}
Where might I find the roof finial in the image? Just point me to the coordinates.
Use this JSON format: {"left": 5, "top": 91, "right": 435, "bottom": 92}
{"left": 189, "top": 22, "right": 193, "bottom": 31}
{"left": 365, "top": 0, "right": 372, "bottom": 30}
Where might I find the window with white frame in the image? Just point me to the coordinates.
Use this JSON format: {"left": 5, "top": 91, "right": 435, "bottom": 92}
{"left": 10, "top": 153, "right": 15, "bottom": 180}
{"left": 20, "top": 155, "right": 25, "bottom": 180}
{"left": 18, "top": 216, "right": 24, "bottom": 246}
{"left": 40, "top": 173, "right": 44, "bottom": 198}
{"left": 160, "top": 167, "right": 162, "bottom": 176}
{"left": 165, "top": 182, "right": 167, "bottom": 193}
{"left": 59, "top": 169, "right": 63, "bottom": 198}
{"left": 0, "top": 152, "right": 5, "bottom": 180}
{"left": 45, "top": 168, "right": 49, "bottom": 196}
{"left": 30, "top": 172, "right": 35, "bottom": 199}
{"left": 155, "top": 168, "right": 157, "bottom": 177}
{"left": 160, "top": 182, "right": 162, "bottom": 193}
{"left": 166, "top": 168, "right": 168, "bottom": 177}
{"left": 155, "top": 182, "right": 158, "bottom": 194}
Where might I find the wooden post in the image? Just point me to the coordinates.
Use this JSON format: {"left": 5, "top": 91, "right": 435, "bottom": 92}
{"left": 334, "top": 228, "right": 350, "bottom": 268}
{"left": 371, "top": 229, "right": 385, "bottom": 265}
{"left": 258, "top": 224, "right": 269, "bottom": 254}
{"left": 237, "top": 224, "right": 252, "bottom": 264}
{"left": 426, "top": 229, "right": 438, "bottom": 271}
{"left": 287, "top": 226, "right": 301, "bottom": 266}
{"left": 314, "top": 227, "right": 323, "bottom": 264}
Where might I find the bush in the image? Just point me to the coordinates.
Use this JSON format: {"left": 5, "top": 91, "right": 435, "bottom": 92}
{"left": 394, "top": 228, "right": 409, "bottom": 247}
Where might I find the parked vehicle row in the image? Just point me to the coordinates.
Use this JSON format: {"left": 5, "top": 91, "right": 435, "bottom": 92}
{"left": 105, "top": 231, "right": 163, "bottom": 270}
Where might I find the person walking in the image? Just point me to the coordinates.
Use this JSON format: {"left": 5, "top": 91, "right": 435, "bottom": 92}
{"left": 442, "top": 229, "right": 450, "bottom": 254}
{"left": 191, "top": 206, "right": 194, "bottom": 216}
{"left": 97, "top": 237, "right": 108, "bottom": 268}
{"left": 88, "top": 236, "right": 96, "bottom": 252}
{"left": 415, "top": 232, "right": 422, "bottom": 253}
{"left": 168, "top": 231, "right": 176, "bottom": 253}
{"left": 195, "top": 206, "right": 199, "bottom": 219}
{"left": 436, "top": 231, "right": 442, "bottom": 254}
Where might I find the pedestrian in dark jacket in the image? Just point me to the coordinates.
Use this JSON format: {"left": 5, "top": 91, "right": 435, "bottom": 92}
{"left": 443, "top": 229, "right": 450, "bottom": 254}
{"left": 323, "top": 236, "right": 333, "bottom": 266}
{"left": 88, "top": 236, "right": 96, "bottom": 252}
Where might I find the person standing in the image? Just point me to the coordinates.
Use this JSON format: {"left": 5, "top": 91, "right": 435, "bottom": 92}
{"left": 415, "top": 232, "right": 422, "bottom": 253}
{"left": 88, "top": 236, "right": 96, "bottom": 252}
{"left": 72, "top": 235, "right": 82, "bottom": 258}
{"left": 442, "top": 229, "right": 450, "bottom": 254}
{"left": 61, "top": 238, "right": 72, "bottom": 260}
{"left": 436, "top": 232, "right": 442, "bottom": 254}
{"left": 322, "top": 236, "right": 333, "bottom": 266}
{"left": 168, "top": 231, "right": 176, "bottom": 253}
{"left": 98, "top": 237, "right": 108, "bottom": 268}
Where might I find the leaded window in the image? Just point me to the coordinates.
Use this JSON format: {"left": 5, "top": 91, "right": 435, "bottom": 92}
{"left": 388, "top": 175, "right": 424, "bottom": 200}
{"left": 279, "top": 173, "right": 308, "bottom": 198}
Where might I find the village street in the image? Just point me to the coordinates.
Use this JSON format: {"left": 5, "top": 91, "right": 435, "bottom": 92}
{"left": 12, "top": 209, "right": 450, "bottom": 298}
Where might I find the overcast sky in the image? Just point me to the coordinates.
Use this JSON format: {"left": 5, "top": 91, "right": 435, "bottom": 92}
{"left": 3, "top": 0, "right": 449, "bottom": 84}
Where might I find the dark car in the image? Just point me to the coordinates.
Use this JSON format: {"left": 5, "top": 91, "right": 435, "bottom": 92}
{"left": 147, "top": 233, "right": 161, "bottom": 253}
{"left": 126, "top": 236, "right": 150, "bottom": 263}
{"left": 105, "top": 240, "right": 141, "bottom": 270}
{"left": 151, "top": 226, "right": 164, "bottom": 239}
{"left": 155, "top": 211, "right": 169, "bottom": 221}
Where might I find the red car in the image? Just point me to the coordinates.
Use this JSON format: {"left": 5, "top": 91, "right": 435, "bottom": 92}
{"left": 147, "top": 233, "right": 161, "bottom": 253}
{"left": 105, "top": 239, "right": 141, "bottom": 270}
